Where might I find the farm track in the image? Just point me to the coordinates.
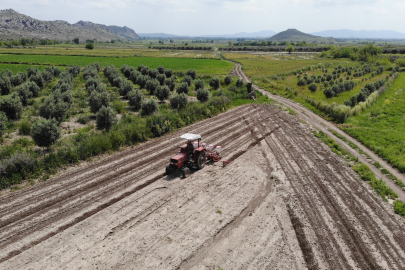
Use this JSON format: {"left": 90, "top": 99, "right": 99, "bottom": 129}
{"left": 1, "top": 102, "right": 405, "bottom": 269}
{"left": 229, "top": 60, "right": 405, "bottom": 201}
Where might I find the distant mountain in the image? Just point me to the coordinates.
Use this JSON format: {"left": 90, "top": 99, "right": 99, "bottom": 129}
{"left": 269, "top": 29, "right": 335, "bottom": 43}
{"left": 107, "top": 26, "right": 140, "bottom": 40}
{"left": 311, "top": 29, "right": 405, "bottom": 39}
{"left": 0, "top": 9, "right": 139, "bottom": 41}
{"left": 202, "top": 30, "right": 276, "bottom": 38}
{"left": 139, "top": 33, "right": 185, "bottom": 38}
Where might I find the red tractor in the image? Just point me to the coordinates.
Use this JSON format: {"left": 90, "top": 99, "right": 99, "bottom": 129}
{"left": 166, "top": 133, "right": 222, "bottom": 178}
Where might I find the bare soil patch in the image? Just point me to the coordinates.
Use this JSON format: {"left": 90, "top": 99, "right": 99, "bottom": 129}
{"left": 1, "top": 104, "right": 405, "bottom": 269}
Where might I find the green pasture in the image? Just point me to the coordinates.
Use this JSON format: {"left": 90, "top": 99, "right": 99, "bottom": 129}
{"left": 341, "top": 73, "right": 405, "bottom": 173}
{"left": 0, "top": 64, "right": 51, "bottom": 74}
{"left": 0, "top": 54, "right": 233, "bottom": 75}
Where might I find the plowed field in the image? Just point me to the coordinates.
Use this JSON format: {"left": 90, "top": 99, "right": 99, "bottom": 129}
{"left": 1, "top": 104, "right": 405, "bottom": 270}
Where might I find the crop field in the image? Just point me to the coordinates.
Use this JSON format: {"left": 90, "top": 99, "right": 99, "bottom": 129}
{"left": 342, "top": 73, "right": 405, "bottom": 173}
{"left": 1, "top": 104, "right": 405, "bottom": 269}
{"left": 0, "top": 64, "right": 50, "bottom": 73}
{"left": 0, "top": 47, "right": 221, "bottom": 59}
{"left": 0, "top": 54, "right": 232, "bottom": 75}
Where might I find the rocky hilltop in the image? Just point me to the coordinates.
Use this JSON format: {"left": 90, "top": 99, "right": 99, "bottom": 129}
{"left": 0, "top": 9, "right": 139, "bottom": 41}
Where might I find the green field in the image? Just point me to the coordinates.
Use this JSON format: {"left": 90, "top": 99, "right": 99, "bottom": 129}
{"left": 0, "top": 54, "right": 232, "bottom": 75}
{"left": 342, "top": 73, "right": 405, "bottom": 172}
{"left": 0, "top": 64, "right": 50, "bottom": 73}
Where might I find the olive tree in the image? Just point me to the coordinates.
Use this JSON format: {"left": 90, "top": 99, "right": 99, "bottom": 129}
{"left": 31, "top": 118, "right": 61, "bottom": 149}
{"left": 155, "top": 85, "right": 170, "bottom": 102}
{"left": 128, "top": 89, "right": 144, "bottom": 111}
{"left": 176, "top": 82, "right": 189, "bottom": 94}
{"left": 89, "top": 91, "right": 110, "bottom": 113}
{"left": 209, "top": 77, "right": 220, "bottom": 90}
{"left": 170, "top": 93, "right": 188, "bottom": 109}
{"left": 182, "top": 75, "right": 192, "bottom": 86}
{"left": 0, "top": 95, "right": 23, "bottom": 120}
{"left": 224, "top": 75, "right": 232, "bottom": 85}
{"left": 146, "top": 79, "right": 159, "bottom": 95}
{"left": 141, "top": 99, "right": 158, "bottom": 116}
{"left": 197, "top": 88, "right": 209, "bottom": 102}
{"left": 194, "top": 79, "right": 205, "bottom": 90}
{"left": 0, "top": 112, "right": 7, "bottom": 138}
{"left": 186, "top": 69, "right": 197, "bottom": 80}
{"left": 96, "top": 106, "right": 118, "bottom": 131}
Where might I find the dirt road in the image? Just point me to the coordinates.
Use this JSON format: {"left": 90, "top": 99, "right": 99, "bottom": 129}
{"left": 1, "top": 104, "right": 405, "bottom": 269}
{"left": 230, "top": 61, "right": 405, "bottom": 201}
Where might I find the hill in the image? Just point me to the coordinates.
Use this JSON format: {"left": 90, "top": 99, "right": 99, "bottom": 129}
{"left": 269, "top": 29, "right": 336, "bottom": 43}
{"left": 0, "top": 9, "right": 139, "bottom": 41}
{"left": 312, "top": 29, "right": 405, "bottom": 39}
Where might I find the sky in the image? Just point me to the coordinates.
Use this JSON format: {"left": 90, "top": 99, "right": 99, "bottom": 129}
{"left": 1, "top": 0, "right": 405, "bottom": 36}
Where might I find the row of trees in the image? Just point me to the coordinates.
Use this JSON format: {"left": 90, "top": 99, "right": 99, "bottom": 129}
{"left": 219, "top": 46, "right": 328, "bottom": 52}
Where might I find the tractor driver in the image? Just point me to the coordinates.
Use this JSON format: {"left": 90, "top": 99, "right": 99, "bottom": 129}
{"left": 187, "top": 140, "right": 194, "bottom": 162}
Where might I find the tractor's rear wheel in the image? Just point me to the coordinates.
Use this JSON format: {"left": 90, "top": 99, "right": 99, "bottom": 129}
{"left": 182, "top": 167, "right": 190, "bottom": 178}
{"left": 196, "top": 151, "right": 206, "bottom": 170}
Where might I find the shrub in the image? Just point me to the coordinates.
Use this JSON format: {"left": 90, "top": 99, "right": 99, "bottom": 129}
{"left": 30, "top": 73, "right": 44, "bottom": 88}
{"left": 394, "top": 200, "right": 405, "bottom": 216}
{"left": 155, "top": 85, "right": 170, "bottom": 102}
{"left": 324, "top": 88, "right": 335, "bottom": 98}
{"left": 182, "top": 75, "right": 192, "bottom": 86}
{"left": 156, "top": 74, "right": 166, "bottom": 86}
{"left": 165, "top": 77, "right": 176, "bottom": 91}
{"left": 148, "top": 69, "right": 159, "bottom": 79}
{"left": 0, "top": 112, "right": 6, "bottom": 137}
{"left": 0, "top": 77, "right": 12, "bottom": 95}
{"left": 176, "top": 82, "right": 189, "bottom": 94}
{"left": 308, "top": 83, "right": 318, "bottom": 92}
{"left": 121, "top": 65, "right": 135, "bottom": 78}
{"left": 119, "top": 80, "right": 134, "bottom": 98}
{"left": 141, "top": 99, "right": 158, "bottom": 116}
{"left": 85, "top": 43, "right": 94, "bottom": 50}
{"left": 89, "top": 91, "right": 110, "bottom": 113}
{"left": 0, "top": 153, "right": 35, "bottom": 182}
{"left": 14, "top": 84, "right": 33, "bottom": 106}
{"left": 127, "top": 90, "right": 143, "bottom": 111}
{"left": 164, "top": 69, "right": 173, "bottom": 78}
{"left": 46, "top": 66, "right": 62, "bottom": 77}
{"left": 209, "top": 77, "right": 220, "bottom": 90}
{"left": 186, "top": 69, "right": 197, "bottom": 80}
{"left": 170, "top": 93, "right": 188, "bottom": 109}
{"left": 145, "top": 79, "right": 159, "bottom": 95}
{"left": 136, "top": 75, "right": 148, "bottom": 88}
{"left": 31, "top": 118, "right": 61, "bottom": 148}
{"left": 96, "top": 106, "right": 118, "bottom": 131}
{"left": 236, "top": 78, "right": 244, "bottom": 88}
{"left": 194, "top": 79, "right": 205, "bottom": 90}
{"left": 85, "top": 78, "right": 101, "bottom": 92}
{"left": 129, "top": 70, "right": 141, "bottom": 84}
{"left": 68, "top": 65, "right": 81, "bottom": 77}
{"left": 41, "top": 70, "right": 54, "bottom": 83}
{"left": 19, "top": 119, "right": 31, "bottom": 135}
{"left": 11, "top": 72, "right": 26, "bottom": 87}
{"left": 224, "top": 75, "right": 232, "bottom": 85}
{"left": 0, "top": 95, "right": 23, "bottom": 120}
{"left": 26, "top": 81, "right": 40, "bottom": 97}
{"left": 39, "top": 96, "right": 69, "bottom": 123}
{"left": 197, "top": 88, "right": 209, "bottom": 102}
{"left": 157, "top": 66, "right": 165, "bottom": 74}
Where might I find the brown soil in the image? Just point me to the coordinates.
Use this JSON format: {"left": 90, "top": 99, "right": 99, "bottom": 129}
{"left": 1, "top": 104, "right": 405, "bottom": 269}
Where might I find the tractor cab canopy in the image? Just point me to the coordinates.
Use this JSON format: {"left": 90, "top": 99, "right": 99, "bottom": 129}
{"left": 180, "top": 133, "right": 201, "bottom": 141}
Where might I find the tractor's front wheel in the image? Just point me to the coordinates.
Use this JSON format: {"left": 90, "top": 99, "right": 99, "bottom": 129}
{"left": 196, "top": 151, "right": 206, "bottom": 170}
{"left": 166, "top": 165, "right": 173, "bottom": 175}
{"left": 182, "top": 167, "right": 190, "bottom": 178}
